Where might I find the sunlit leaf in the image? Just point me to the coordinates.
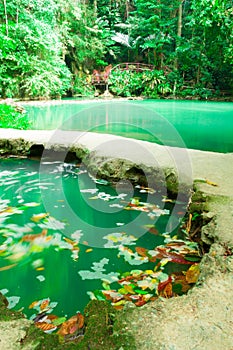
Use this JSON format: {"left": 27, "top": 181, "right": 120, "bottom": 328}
{"left": 206, "top": 179, "right": 218, "bottom": 187}
{"left": 31, "top": 213, "right": 49, "bottom": 222}
{"left": 186, "top": 264, "right": 200, "bottom": 284}
{"left": 85, "top": 248, "right": 93, "bottom": 253}
{"left": 29, "top": 301, "right": 39, "bottom": 309}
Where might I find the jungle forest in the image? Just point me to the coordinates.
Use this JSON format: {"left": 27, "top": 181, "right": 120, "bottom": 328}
{"left": 0, "top": 0, "right": 232, "bottom": 100}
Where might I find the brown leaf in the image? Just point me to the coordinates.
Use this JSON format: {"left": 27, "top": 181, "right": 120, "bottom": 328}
{"left": 135, "top": 247, "right": 148, "bottom": 257}
{"left": 46, "top": 314, "right": 59, "bottom": 321}
{"left": 158, "top": 276, "right": 172, "bottom": 292}
{"left": 162, "top": 283, "right": 173, "bottom": 298}
{"left": 155, "top": 247, "right": 193, "bottom": 265}
{"left": 22, "top": 229, "right": 48, "bottom": 242}
{"left": 148, "top": 227, "right": 160, "bottom": 235}
{"left": 76, "top": 313, "right": 85, "bottom": 329}
{"left": 35, "top": 322, "right": 57, "bottom": 332}
{"left": 173, "top": 273, "right": 191, "bottom": 293}
{"left": 57, "top": 313, "right": 84, "bottom": 336}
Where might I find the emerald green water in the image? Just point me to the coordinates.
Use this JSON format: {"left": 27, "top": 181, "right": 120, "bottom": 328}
{"left": 25, "top": 100, "right": 233, "bottom": 153}
{"left": 0, "top": 158, "right": 187, "bottom": 319}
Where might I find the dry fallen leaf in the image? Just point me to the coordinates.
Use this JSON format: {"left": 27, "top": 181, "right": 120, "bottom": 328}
{"left": 40, "top": 299, "right": 50, "bottom": 311}
{"left": 29, "top": 300, "right": 39, "bottom": 309}
{"left": 35, "top": 322, "right": 57, "bottom": 332}
{"left": 57, "top": 313, "right": 84, "bottom": 336}
{"left": 135, "top": 247, "right": 148, "bottom": 257}
{"left": 186, "top": 264, "right": 200, "bottom": 284}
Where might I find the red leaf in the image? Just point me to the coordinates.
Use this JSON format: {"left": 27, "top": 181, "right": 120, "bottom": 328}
{"left": 158, "top": 276, "right": 172, "bottom": 292}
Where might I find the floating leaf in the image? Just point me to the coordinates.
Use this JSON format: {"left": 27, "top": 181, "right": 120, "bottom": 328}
{"left": 36, "top": 275, "right": 45, "bottom": 282}
{"left": 0, "top": 263, "right": 17, "bottom": 271}
{"left": 94, "top": 179, "right": 109, "bottom": 185}
{"left": 52, "top": 317, "right": 67, "bottom": 326}
{"left": 29, "top": 300, "right": 39, "bottom": 309}
{"left": 40, "top": 299, "right": 50, "bottom": 311}
{"left": 22, "top": 229, "right": 48, "bottom": 242}
{"left": 36, "top": 267, "right": 45, "bottom": 271}
{"left": 7, "top": 296, "right": 20, "bottom": 309}
{"left": 31, "top": 213, "right": 49, "bottom": 222}
{"left": 85, "top": 248, "right": 93, "bottom": 253}
{"left": 35, "top": 322, "right": 57, "bottom": 332}
{"left": 135, "top": 247, "right": 148, "bottom": 257}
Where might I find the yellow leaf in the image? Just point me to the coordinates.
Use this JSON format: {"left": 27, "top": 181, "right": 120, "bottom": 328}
{"left": 40, "top": 299, "right": 50, "bottom": 311}
{"left": 29, "top": 300, "right": 39, "bottom": 309}
{"left": 31, "top": 213, "right": 49, "bottom": 223}
{"left": 186, "top": 264, "right": 200, "bottom": 284}
{"left": 36, "top": 267, "right": 45, "bottom": 271}
{"left": 0, "top": 263, "right": 17, "bottom": 271}
{"left": 206, "top": 179, "right": 218, "bottom": 187}
{"left": 123, "top": 285, "right": 135, "bottom": 294}
{"left": 85, "top": 248, "right": 93, "bottom": 253}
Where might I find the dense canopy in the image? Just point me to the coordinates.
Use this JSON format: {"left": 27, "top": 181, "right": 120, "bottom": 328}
{"left": 0, "top": 0, "right": 232, "bottom": 99}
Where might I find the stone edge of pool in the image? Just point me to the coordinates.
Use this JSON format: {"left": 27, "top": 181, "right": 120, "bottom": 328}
{"left": 0, "top": 128, "right": 233, "bottom": 349}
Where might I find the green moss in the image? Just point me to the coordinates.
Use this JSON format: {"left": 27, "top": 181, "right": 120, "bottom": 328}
{"left": 77, "top": 300, "right": 136, "bottom": 350}
{"left": 0, "top": 294, "right": 136, "bottom": 350}
{"left": 0, "top": 293, "right": 25, "bottom": 321}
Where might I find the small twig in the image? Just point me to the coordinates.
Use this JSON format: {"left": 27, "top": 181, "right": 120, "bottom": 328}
{"left": 186, "top": 213, "right": 192, "bottom": 233}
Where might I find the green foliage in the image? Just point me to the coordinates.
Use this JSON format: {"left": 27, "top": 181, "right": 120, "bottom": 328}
{"left": 0, "top": 104, "right": 31, "bottom": 129}
{"left": 109, "top": 70, "right": 142, "bottom": 96}
{"left": 109, "top": 69, "right": 172, "bottom": 97}
{"left": 72, "top": 74, "right": 95, "bottom": 97}
{"left": 0, "top": 0, "right": 232, "bottom": 99}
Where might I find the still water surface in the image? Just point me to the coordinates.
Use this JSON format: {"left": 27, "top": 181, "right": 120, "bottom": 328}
{"left": 0, "top": 158, "right": 185, "bottom": 318}
{"left": 25, "top": 100, "right": 233, "bottom": 153}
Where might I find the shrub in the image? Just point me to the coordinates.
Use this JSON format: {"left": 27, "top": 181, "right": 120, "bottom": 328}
{"left": 0, "top": 104, "right": 31, "bottom": 129}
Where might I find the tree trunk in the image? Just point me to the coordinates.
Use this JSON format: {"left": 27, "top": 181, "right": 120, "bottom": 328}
{"left": 93, "top": 0, "right": 97, "bottom": 16}
{"left": 177, "top": 1, "right": 183, "bottom": 38}
{"left": 3, "top": 0, "right": 9, "bottom": 37}
{"left": 173, "top": 1, "right": 183, "bottom": 94}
